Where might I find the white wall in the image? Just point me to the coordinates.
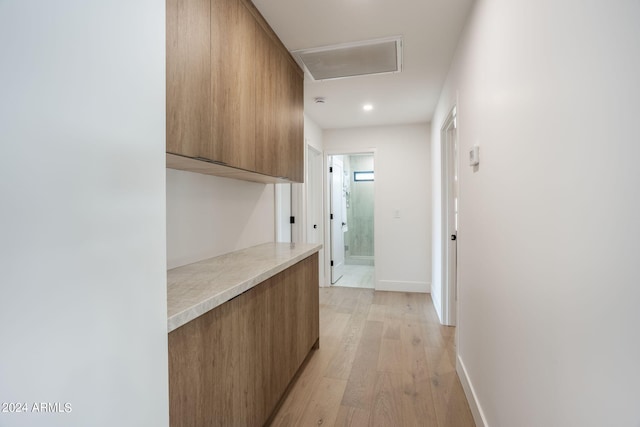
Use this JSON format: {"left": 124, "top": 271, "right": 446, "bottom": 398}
{"left": 183, "top": 115, "right": 319, "bottom": 280}
{"left": 431, "top": 1, "right": 640, "bottom": 426}
{"left": 0, "top": 1, "right": 168, "bottom": 427}
{"left": 324, "top": 123, "right": 431, "bottom": 293}
{"left": 305, "top": 114, "right": 324, "bottom": 153}
{"left": 166, "top": 169, "right": 275, "bottom": 269}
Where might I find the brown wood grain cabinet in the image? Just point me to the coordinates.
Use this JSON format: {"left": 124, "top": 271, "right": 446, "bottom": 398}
{"left": 287, "top": 60, "right": 304, "bottom": 182}
{"left": 166, "top": 0, "right": 211, "bottom": 158}
{"left": 168, "top": 253, "right": 319, "bottom": 427}
{"left": 210, "top": 0, "right": 256, "bottom": 170}
{"left": 255, "top": 23, "right": 284, "bottom": 179}
{"left": 255, "top": 22, "right": 304, "bottom": 182}
{"left": 167, "top": 0, "right": 304, "bottom": 183}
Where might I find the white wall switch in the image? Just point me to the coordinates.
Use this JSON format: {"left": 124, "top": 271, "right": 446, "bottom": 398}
{"left": 469, "top": 145, "right": 480, "bottom": 166}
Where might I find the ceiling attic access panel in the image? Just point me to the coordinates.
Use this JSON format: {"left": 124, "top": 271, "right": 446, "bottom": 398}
{"left": 292, "top": 36, "right": 403, "bottom": 81}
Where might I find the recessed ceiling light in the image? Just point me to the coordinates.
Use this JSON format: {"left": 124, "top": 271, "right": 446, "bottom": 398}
{"left": 363, "top": 104, "right": 373, "bottom": 111}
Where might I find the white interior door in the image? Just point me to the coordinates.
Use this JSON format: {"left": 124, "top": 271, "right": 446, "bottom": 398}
{"left": 330, "top": 156, "right": 345, "bottom": 284}
{"left": 442, "top": 108, "right": 458, "bottom": 325}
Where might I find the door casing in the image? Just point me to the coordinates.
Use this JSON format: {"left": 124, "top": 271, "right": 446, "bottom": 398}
{"left": 440, "top": 106, "right": 458, "bottom": 326}
{"left": 324, "top": 149, "right": 377, "bottom": 288}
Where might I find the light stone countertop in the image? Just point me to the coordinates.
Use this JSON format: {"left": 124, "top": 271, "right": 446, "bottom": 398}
{"left": 167, "top": 242, "right": 322, "bottom": 332}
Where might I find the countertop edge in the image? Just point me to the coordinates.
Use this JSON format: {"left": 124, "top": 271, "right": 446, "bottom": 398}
{"left": 167, "top": 243, "right": 322, "bottom": 333}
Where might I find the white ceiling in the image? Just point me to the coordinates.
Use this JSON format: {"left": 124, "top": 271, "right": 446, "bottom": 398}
{"left": 252, "top": 0, "right": 475, "bottom": 130}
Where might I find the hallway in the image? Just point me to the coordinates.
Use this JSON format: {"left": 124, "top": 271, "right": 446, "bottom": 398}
{"left": 270, "top": 287, "right": 474, "bottom": 426}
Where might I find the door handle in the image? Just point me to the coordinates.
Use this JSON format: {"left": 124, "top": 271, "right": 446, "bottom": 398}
{"left": 313, "top": 224, "right": 318, "bottom": 229}
{"left": 451, "top": 234, "right": 457, "bottom": 241}
{"left": 342, "top": 222, "right": 346, "bottom": 226}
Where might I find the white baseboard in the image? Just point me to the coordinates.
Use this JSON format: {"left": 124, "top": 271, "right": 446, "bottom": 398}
{"left": 456, "top": 355, "right": 489, "bottom": 427}
{"left": 375, "top": 280, "right": 430, "bottom": 293}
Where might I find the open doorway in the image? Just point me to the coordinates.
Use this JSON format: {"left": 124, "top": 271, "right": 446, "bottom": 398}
{"left": 329, "top": 153, "right": 375, "bottom": 289}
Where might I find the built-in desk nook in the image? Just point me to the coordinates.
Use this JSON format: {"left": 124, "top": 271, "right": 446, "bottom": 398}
{"left": 167, "top": 242, "right": 321, "bottom": 427}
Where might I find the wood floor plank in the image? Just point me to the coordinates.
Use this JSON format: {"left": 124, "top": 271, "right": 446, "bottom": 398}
{"left": 336, "top": 294, "right": 359, "bottom": 314}
{"left": 422, "top": 328, "right": 474, "bottom": 427}
{"left": 370, "top": 371, "right": 404, "bottom": 427}
{"left": 334, "top": 404, "right": 371, "bottom": 427}
{"left": 353, "top": 289, "right": 375, "bottom": 315}
{"left": 340, "top": 320, "right": 384, "bottom": 410}
{"left": 431, "top": 371, "right": 476, "bottom": 427}
{"left": 377, "top": 337, "right": 403, "bottom": 374}
{"left": 397, "top": 291, "right": 429, "bottom": 322}
{"left": 325, "top": 311, "right": 368, "bottom": 380}
{"left": 270, "top": 287, "right": 475, "bottom": 427}
{"left": 367, "top": 304, "right": 387, "bottom": 322}
{"left": 296, "top": 377, "right": 347, "bottom": 426}
{"left": 423, "top": 323, "right": 451, "bottom": 349}
{"left": 371, "top": 290, "right": 389, "bottom": 305}
{"left": 381, "top": 319, "right": 402, "bottom": 340}
{"left": 400, "top": 321, "right": 439, "bottom": 427}
{"left": 378, "top": 291, "right": 405, "bottom": 319}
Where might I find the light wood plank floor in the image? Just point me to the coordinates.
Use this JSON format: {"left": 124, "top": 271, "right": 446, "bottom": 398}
{"left": 270, "top": 287, "right": 475, "bottom": 427}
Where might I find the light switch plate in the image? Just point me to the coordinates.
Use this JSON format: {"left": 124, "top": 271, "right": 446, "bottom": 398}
{"left": 469, "top": 145, "right": 480, "bottom": 166}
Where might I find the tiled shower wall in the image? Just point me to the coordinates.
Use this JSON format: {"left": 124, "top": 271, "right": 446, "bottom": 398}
{"left": 345, "top": 154, "right": 374, "bottom": 264}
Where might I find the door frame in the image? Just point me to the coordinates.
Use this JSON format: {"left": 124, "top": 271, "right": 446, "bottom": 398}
{"left": 274, "top": 183, "right": 292, "bottom": 243}
{"left": 440, "top": 106, "right": 458, "bottom": 326}
{"left": 305, "top": 144, "right": 323, "bottom": 245}
{"left": 277, "top": 140, "right": 325, "bottom": 285}
{"left": 324, "top": 148, "right": 377, "bottom": 289}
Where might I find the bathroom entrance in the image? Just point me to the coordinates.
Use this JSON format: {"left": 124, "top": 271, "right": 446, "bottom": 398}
{"left": 329, "top": 153, "right": 375, "bottom": 289}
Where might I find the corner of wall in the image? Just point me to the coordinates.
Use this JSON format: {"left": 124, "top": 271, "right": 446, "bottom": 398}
{"left": 431, "top": 282, "right": 444, "bottom": 323}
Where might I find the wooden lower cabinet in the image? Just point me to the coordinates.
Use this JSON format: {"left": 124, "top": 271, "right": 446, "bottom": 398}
{"left": 168, "top": 253, "right": 319, "bottom": 427}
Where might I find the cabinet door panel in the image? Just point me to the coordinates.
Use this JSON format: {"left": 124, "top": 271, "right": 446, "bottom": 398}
{"left": 255, "top": 25, "right": 282, "bottom": 178}
{"left": 166, "top": 0, "right": 211, "bottom": 157}
{"left": 255, "top": 22, "right": 304, "bottom": 182}
{"left": 287, "top": 63, "right": 304, "bottom": 182}
{"left": 210, "top": 0, "right": 256, "bottom": 169}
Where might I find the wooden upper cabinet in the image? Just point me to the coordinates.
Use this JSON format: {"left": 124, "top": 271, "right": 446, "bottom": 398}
{"left": 255, "top": 23, "right": 304, "bottom": 182}
{"left": 287, "top": 61, "right": 304, "bottom": 183}
{"left": 166, "top": 0, "right": 211, "bottom": 158}
{"left": 210, "top": 0, "right": 256, "bottom": 170}
{"left": 255, "top": 24, "right": 283, "bottom": 179}
{"left": 167, "top": 0, "right": 304, "bottom": 183}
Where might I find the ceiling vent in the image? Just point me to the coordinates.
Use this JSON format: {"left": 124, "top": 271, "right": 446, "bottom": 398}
{"left": 292, "top": 36, "right": 403, "bottom": 81}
